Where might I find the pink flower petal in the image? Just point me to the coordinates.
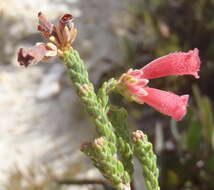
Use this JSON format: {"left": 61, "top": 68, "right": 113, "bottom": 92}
{"left": 37, "top": 12, "right": 54, "bottom": 40}
{"left": 17, "top": 43, "right": 58, "bottom": 67}
{"left": 137, "top": 87, "right": 189, "bottom": 120}
{"left": 128, "top": 85, "right": 148, "bottom": 97}
{"left": 135, "top": 79, "right": 149, "bottom": 86}
{"left": 127, "top": 69, "right": 143, "bottom": 78}
{"left": 18, "top": 44, "right": 47, "bottom": 67}
{"left": 141, "top": 48, "right": 201, "bottom": 79}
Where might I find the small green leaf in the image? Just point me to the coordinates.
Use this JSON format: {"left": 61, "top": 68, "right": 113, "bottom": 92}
{"left": 185, "top": 120, "right": 202, "bottom": 153}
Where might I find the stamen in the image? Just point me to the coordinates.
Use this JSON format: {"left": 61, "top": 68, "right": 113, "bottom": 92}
{"left": 49, "top": 36, "right": 60, "bottom": 47}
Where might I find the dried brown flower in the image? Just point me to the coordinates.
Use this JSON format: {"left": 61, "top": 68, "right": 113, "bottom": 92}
{"left": 18, "top": 44, "right": 47, "bottom": 67}
{"left": 37, "top": 12, "right": 54, "bottom": 40}
{"left": 18, "top": 12, "right": 77, "bottom": 67}
{"left": 38, "top": 12, "right": 77, "bottom": 51}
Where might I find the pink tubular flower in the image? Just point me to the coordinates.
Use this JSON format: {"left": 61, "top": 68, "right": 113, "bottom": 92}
{"left": 117, "top": 49, "right": 201, "bottom": 120}
{"left": 141, "top": 48, "right": 201, "bottom": 79}
{"left": 138, "top": 88, "right": 189, "bottom": 120}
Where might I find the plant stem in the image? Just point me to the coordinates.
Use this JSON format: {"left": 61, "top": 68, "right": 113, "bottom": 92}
{"left": 62, "top": 48, "right": 131, "bottom": 190}
{"left": 62, "top": 48, "right": 117, "bottom": 144}
{"left": 133, "top": 130, "right": 160, "bottom": 190}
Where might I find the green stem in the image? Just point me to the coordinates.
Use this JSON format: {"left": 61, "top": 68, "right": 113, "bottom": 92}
{"left": 62, "top": 48, "right": 131, "bottom": 190}
{"left": 97, "top": 79, "right": 134, "bottom": 178}
{"left": 81, "top": 137, "right": 131, "bottom": 190}
{"left": 132, "top": 130, "right": 160, "bottom": 190}
{"left": 62, "top": 48, "right": 117, "bottom": 144}
{"left": 109, "top": 106, "right": 134, "bottom": 178}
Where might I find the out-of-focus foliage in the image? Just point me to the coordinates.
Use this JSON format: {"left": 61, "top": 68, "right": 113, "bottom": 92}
{"left": 100, "top": 0, "right": 214, "bottom": 188}
{"left": 124, "top": 1, "right": 214, "bottom": 188}
{"left": 155, "top": 87, "right": 214, "bottom": 190}
{"left": 193, "top": 86, "right": 214, "bottom": 148}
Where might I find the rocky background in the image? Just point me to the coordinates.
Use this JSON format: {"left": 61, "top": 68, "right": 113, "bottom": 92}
{"left": 0, "top": 0, "right": 134, "bottom": 189}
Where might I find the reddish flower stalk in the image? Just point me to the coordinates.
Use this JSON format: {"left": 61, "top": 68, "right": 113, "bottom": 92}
{"left": 117, "top": 49, "right": 201, "bottom": 120}
{"left": 17, "top": 12, "right": 77, "bottom": 67}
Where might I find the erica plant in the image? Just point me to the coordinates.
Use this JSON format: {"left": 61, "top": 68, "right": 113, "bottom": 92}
{"left": 17, "top": 12, "right": 201, "bottom": 190}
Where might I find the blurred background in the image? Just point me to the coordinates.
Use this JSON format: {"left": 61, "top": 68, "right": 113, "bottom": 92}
{"left": 0, "top": 0, "right": 214, "bottom": 190}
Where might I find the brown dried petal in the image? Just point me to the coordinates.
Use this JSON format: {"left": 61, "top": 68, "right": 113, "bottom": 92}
{"left": 55, "top": 14, "right": 73, "bottom": 46}
{"left": 54, "top": 25, "right": 64, "bottom": 46}
{"left": 60, "top": 14, "right": 73, "bottom": 28}
{"left": 69, "top": 28, "right": 77, "bottom": 44}
{"left": 55, "top": 14, "right": 77, "bottom": 48}
{"left": 38, "top": 12, "right": 54, "bottom": 39}
{"left": 18, "top": 44, "right": 47, "bottom": 67}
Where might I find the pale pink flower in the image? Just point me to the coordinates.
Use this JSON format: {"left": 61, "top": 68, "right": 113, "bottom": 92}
{"left": 18, "top": 43, "right": 57, "bottom": 67}
{"left": 117, "top": 49, "right": 201, "bottom": 120}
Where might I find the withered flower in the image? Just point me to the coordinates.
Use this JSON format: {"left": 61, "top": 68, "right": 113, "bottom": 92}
{"left": 18, "top": 44, "right": 46, "bottom": 67}
{"left": 38, "top": 12, "right": 77, "bottom": 52}
{"left": 18, "top": 12, "right": 77, "bottom": 67}
{"left": 18, "top": 43, "right": 57, "bottom": 67}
